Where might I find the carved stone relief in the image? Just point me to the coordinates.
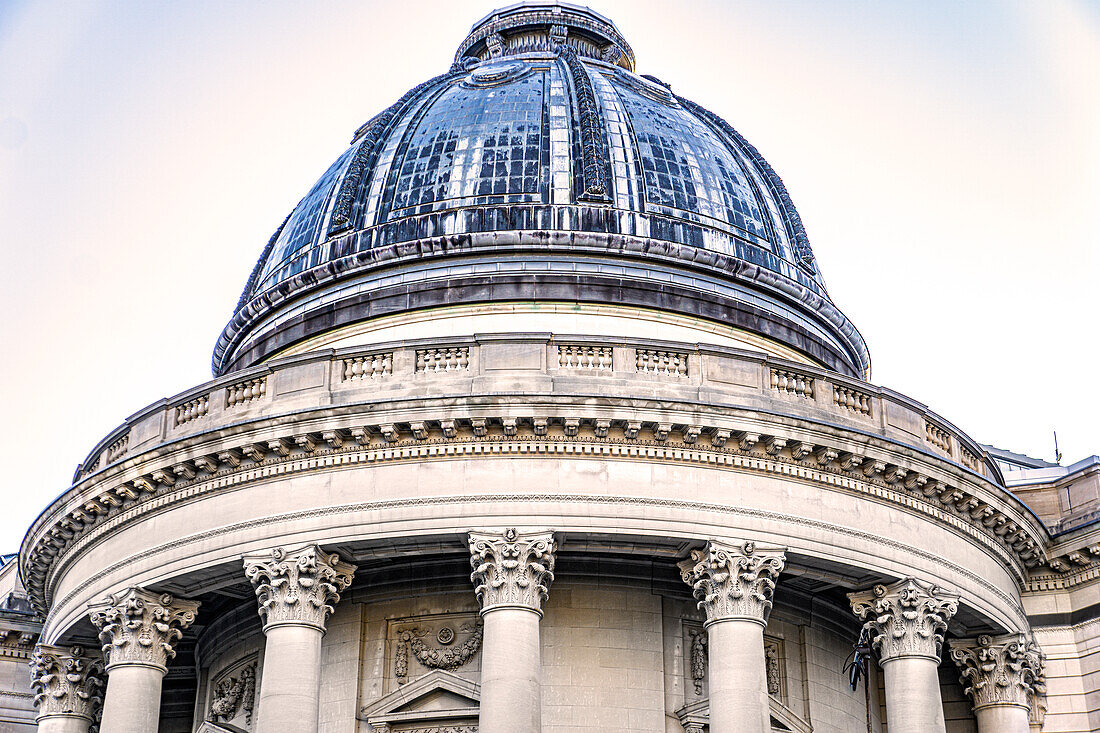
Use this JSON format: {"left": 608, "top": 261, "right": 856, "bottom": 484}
{"left": 389, "top": 613, "right": 483, "bottom": 689}
{"left": 680, "top": 622, "right": 786, "bottom": 702}
{"left": 207, "top": 656, "right": 257, "bottom": 729}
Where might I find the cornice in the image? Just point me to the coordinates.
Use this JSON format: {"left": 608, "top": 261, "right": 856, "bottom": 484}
{"left": 23, "top": 338, "right": 1046, "bottom": 619}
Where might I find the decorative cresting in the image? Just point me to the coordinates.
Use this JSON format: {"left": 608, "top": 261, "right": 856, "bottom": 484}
{"left": 30, "top": 644, "right": 105, "bottom": 722}
{"left": 243, "top": 543, "right": 357, "bottom": 632}
{"left": 557, "top": 44, "right": 609, "bottom": 201}
{"left": 87, "top": 587, "right": 199, "bottom": 671}
{"left": 468, "top": 528, "right": 557, "bottom": 614}
{"left": 949, "top": 634, "right": 1046, "bottom": 712}
{"left": 677, "top": 540, "right": 787, "bottom": 626}
{"left": 848, "top": 578, "right": 960, "bottom": 663}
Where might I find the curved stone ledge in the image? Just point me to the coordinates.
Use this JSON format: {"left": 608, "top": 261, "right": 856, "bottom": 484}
{"left": 23, "top": 336, "right": 1048, "bottom": 627}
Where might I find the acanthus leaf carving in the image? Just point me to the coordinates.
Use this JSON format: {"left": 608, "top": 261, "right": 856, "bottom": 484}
{"left": 678, "top": 540, "right": 786, "bottom": 625}
{"left": 468, "top": 528, "right": 556, "bottom": 614}
{"left": 949, "top": 634, "right": 1045, "bottom": 712}
{"left": 30, "top": 644, "right": 104, "bottom": 721}
{"left": 243, "top": 544, "right": 356, "bottom": 632}
{"left": 87, "top": 587, "right": 199, "bottom": 671}
{"left": 848, "top": 577, "right": 958, "bottom": 663}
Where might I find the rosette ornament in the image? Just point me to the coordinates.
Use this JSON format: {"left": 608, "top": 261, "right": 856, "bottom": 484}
{"left": 243, "top": 543, "right": 357, "bottom": 632}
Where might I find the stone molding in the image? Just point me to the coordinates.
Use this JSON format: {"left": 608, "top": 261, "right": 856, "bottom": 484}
{"left": 30, "top": 644, "right": 104, "bottom": 721}
{"left": 468, "top": 528, "right": 556, "bottom": 614}
{"left": 87, "top": 587, "right": 199, "bottom": 672}
{"left": 849, "top": 578, "right": 959, "bottom": 663}
{"left": 33, "top": 410, "right": 1037, "bottom": 626}
{"left": 243, "top": 543, "right": 356, "bottom": 633}
{"left": 43, "top": 489, "right": 1029, "bottom": 641}
{"left": 678, "top": 540, "right": 786, "bottom": 626}
{"left": 949, "top": 634, "right": 1045, "bottom": 712}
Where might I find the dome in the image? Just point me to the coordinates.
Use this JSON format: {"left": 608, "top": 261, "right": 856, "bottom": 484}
{"left": 215, "top": 2, "right": 869, "bottom": 378}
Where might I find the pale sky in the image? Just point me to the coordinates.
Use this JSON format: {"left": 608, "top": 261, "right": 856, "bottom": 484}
{"left": 1, "top": 0, "right": 1098, "bottom": 553}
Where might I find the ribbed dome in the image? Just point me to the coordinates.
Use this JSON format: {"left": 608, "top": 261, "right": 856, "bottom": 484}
{"left": 216, "top": 2, "right": 869, "bottom": 378}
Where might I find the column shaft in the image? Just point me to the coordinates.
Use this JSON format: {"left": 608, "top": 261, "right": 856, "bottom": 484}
{"left": 254, "top": 624, "right": 324, "bottom": 733}
{"left": 36, "top": 717, "right": 94, "bottom": 733}
{"left": 974, "top": 704, "right": 1031, "bottom": 733}
{"left": 707, "top": 619, "right": 770, "bottom": 733}
{"left": 99, "top": 665, "right": 164, "bottom": 733}
{"left": 479, "top": 608, "right": 542, "bottom": 733}
{"left": 881, "top": 657, "right": 947, "bottom": 733}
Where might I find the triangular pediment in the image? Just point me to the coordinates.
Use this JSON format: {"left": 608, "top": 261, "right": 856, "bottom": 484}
{"left": 675, "top": 696, "right": 812, "bottom": 733}
{"left": 197, "top": 723, "right": 246, "bottom": 733}
{"left": 360, "top": 669, "right": 480, "bottom": 727}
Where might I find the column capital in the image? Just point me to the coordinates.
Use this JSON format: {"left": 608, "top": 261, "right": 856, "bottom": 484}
{"left": 848, "top": 577, "right": 959, "bottom": 663}
{"left": 949, "top": 633, "right": 1046, "bottom": 712}
{"left": 88, "top": 587, "right": 199, "bottom": 672}
{"left": 677, "top": 540, "right": 786, "bottom": 626}
{"left": 468, "top": 528, "right": 557, "bottom": 615}
{"left": 30, "top": 644, "right": 105, "bottom": 722}
{"left": 243, "top": 543, "right": 356, "bottom": 633}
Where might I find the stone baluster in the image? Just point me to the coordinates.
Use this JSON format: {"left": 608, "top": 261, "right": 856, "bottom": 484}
{"left": 88, "top": 588, "right": 199, "bottom": 733}
{"left": 30, "top": 644, "right": 105, "bottom": 733}
{"left": 243, "top": 543, "right": 356, "bottom": 733}
{"left": 849, "top": 578, "right": 959, "bottom": 733}
{"left": 468, "top": 528, "right": 557, "bottom": 733}
{"left": 949, "top": 634, "right": 1045, "bottom": 733}
{"left": 678, "top": 540, "right": 786, "bottom": 733}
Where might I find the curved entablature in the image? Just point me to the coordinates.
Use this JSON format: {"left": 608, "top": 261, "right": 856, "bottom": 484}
{"left": 24, "top": 334, "right": 1045, "bottom": 639}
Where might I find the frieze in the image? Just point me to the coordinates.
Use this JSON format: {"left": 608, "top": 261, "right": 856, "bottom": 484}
{"left": 30, "top": 409, "right": 1040, "bottom": 619}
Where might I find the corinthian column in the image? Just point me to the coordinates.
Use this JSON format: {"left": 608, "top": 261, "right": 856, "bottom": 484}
{"left": 849, "top": 578, "right": 959, "bottom": 733}
{"left": 949, "top": 634, "right": 1045, "bottom": 733}
{"left": 243, "top": 543, "right": 356, "bottom": 733}
{"left": 678, "top": 540, "right": 786, "bottom": 733}
{"left": 468, "top": 528, "right": 556, "bottom": 733}
{"left": 88, "top": 588, "right": 199, "bottom": 733}
{"left": 30, "top": 645, "right": 105, "bottom": 733}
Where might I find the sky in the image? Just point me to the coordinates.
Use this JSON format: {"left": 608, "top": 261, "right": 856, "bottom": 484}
{"left": 0, "top": 0, "right": 1098, "bottom": 553}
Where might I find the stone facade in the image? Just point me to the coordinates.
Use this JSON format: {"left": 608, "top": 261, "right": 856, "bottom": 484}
{"left": 10, "top": 3, "right": 1100, "bottom": 733}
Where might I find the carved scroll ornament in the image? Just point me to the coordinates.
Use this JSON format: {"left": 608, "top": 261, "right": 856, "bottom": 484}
{"left": 848, "top": 577, "right": 959, "bottom": 663}
{"left": 950, "top": 634, "right": 1045, "bottom": 712}
{"left": 243, "top": 543, "right": 356, "bottom": 632}
{"left": 468, "top": 528, "right": 556, "bottom": 614}
{"left": 30, "top": 644, "right": 104, "bottom": 721}
{"left": 87, "top": 587, "right": 199, "bottom": 672}
{"left": 678, "top": 541, "right": 786, "bottom": 625}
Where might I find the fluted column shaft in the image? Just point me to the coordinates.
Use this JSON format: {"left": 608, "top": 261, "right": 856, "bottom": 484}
{"left": 469, "top": 528, "right": 557, "bottom": 733}
{"left": 88, "top": 588, "right": 199, "bottom": 733}
{"left": 244, "top": 543, "right": 356, "bottom": 733}
{"left": 31, "top": 644, "right": 104, "bottom": 733}
{"left": 679, "top": 540, "right": 786, "bottom": 733}
{"left": 950, "top": 634, "right": 1045, "bottom": 733}
{"left": 850, "top": 578, "right": 959, "bottom": 733}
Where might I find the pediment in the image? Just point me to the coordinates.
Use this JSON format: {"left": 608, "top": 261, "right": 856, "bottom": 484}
{"left": 197, "top": 723, "right": 246, "bottom": 733}
{"left": 360, "top": 669, "right": 480, "bottom": 728}
{"left": 675, "top": 696, "right": 812, "bottom": 733}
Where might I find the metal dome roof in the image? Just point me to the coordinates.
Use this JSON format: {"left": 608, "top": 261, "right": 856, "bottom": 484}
{"left": 216, "top": 3, "right": 869, "bottom": 378}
